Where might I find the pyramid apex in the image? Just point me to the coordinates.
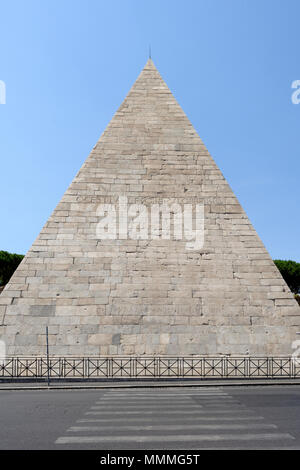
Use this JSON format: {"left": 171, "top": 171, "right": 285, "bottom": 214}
{"left": 144, "top": 57, "right": 156, "bottom": 70}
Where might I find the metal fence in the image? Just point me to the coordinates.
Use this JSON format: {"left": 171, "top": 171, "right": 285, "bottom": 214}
{"left": 0, "top": 356, "right": 299, "bottom": 379}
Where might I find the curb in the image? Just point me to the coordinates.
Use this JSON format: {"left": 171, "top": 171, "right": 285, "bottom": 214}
{"left": 1, "top": 379, "right": 300, "bottom": 391}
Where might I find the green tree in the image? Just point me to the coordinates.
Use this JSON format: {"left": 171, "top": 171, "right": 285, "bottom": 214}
{"left": 274, "top": 259, "right": 300, "bottom": 294}
{"left": 0, "top": 250, "right": 24, "bottom": 286}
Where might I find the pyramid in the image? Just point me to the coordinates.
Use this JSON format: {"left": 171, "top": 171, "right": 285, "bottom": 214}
{"left": 0, "top": 59, "right": 299, "bottom": 357}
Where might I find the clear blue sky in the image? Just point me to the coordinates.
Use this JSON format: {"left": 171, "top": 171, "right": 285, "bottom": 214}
{"left": 0, "top": 0, "right": 299, "bottom": 261}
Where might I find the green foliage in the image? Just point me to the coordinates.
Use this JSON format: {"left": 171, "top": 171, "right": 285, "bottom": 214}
{"left": 0, "top": 250, "right": 24, "bottom": 286}
{"left": 274, "top": 259, "right": 300, "bottom": 294}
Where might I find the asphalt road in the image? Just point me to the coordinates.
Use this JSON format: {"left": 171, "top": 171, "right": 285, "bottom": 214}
{"left": 0, "top": 385, "right": 300, "bottom": 450}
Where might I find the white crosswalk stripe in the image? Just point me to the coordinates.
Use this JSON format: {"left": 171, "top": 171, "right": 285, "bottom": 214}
{"left": 68, "top": 423, "right": 277, "bottom": 432}
{"left": 55, "top": 387, "right": 295, "bottom": 447}
{"left": 96, "top": 397, "right": 235, "bottom": 402}
{"left": 56, "top": 433, "right": 294, "bottom": 444}
{"left": 105, "top": 390, "right": 227, "bottom": 398}
{"left": 101, "top": 391, "right": 232, "bottom": 394}
{"left": 77, "top": 416, "right": 265, "bottom": 423}
{"left": 89, "top": 404, "right": 204, "bottom": 409}
{"left": 85, "top": 409, "right": 252, "bottom": 415}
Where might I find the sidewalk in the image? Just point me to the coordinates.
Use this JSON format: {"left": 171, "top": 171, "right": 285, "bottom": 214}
{"left": 1, "top": 377, "right": 300, "bottom": 390}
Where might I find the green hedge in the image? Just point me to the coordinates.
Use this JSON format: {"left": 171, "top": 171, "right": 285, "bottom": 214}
{"left": 0, "top": 250, "right": 24, "bottom": 286}
{"left": 274, "top": 259, "right": 300, "bottom": 294}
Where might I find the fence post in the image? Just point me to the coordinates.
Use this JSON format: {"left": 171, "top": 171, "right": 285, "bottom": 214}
{"left": 46, "top": 326, "right": 50, "bottom": 387}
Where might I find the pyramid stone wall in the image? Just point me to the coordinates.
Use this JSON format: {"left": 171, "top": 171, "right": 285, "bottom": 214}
{"left": 0, "top": 59, "right": 299, "bottom": 357}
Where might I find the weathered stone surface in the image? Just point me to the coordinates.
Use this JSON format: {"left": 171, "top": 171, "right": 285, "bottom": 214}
{"left": 29, "top": 305, "right": 56, "bottom": 317}
{"left": 0, "top": 58, "right": 299, "bottom": 356}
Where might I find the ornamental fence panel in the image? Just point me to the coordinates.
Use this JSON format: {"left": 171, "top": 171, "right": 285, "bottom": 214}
{"left": 0, "top": 356, "right": 299, "bottom": 379}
